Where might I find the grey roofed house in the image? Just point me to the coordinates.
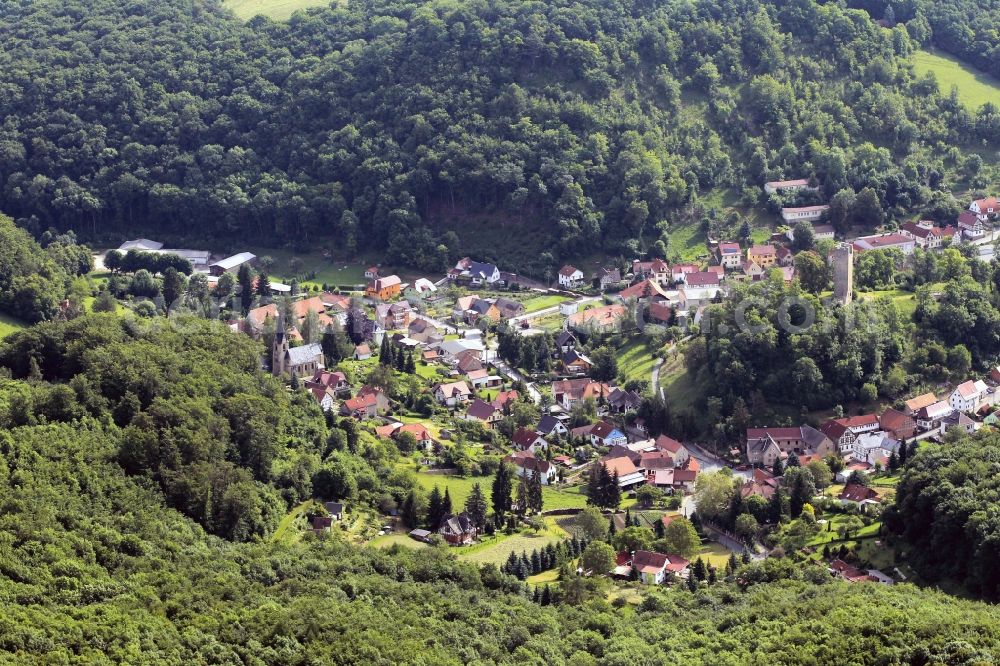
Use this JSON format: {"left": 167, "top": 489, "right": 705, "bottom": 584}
{"left": 466, "top": 398, "right": 497, "bottom": 421}
{"left": 287, "top": 342, "right": 323, "bottom": 366}
{"left": 537, "top": 414, "right": 566, "bottom": 435}
{"left": 468, "top": 261, "right": 499, "bottom": 280}
{"left": 470, "top": 299, "right": 495, "bottom": 315}
{"left": 324, "top": 501, "right": 344, "bottom": 518}
{"left": 211, "top": 252, "right": 257, "bottom": 272}
{"left": 119, "top": 239, "right": 164, "bottom": 251}
{"left": 607, "top": 388, "right": 642, "bottom": 412}
{"left": 800, "top": 424, "right": 831, "bottom": 452}
{"left": 555, "top": 331, "right": 577, "bottom": 348}
{"left": 494, "top": 297, "right": 525, "bottom": 318}
{"left": 409, "top": 528, "right": 432, "bottom": 542}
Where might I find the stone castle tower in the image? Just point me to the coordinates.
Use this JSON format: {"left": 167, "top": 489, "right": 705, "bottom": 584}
{"left": 833, "top": 244, "right": 853, "bottom": 305}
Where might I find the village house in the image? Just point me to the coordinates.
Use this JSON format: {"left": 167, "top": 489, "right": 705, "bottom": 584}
{"left": 494, "top": 297, "right": 525, "bottom": 320}
{"left": 558, "top": 265, "right": 585, "bottom": 288}
{"left": 648, "top": 301, "right": 673, "bottom": 325}
{"left": 560, "top": 348, "right": 593, "bottom": 375}
{"left": 880, "top": 408, "right": 916, "bottom": 441}
{"left": 653, "top": 435, "right": 690, "bottom": 466}
{"left": 780, "top": 205, "right": 829, "bottom": 224}
{"left": 340, "top": 386, "right": 389, "bottom": 419}
{"left": 957, "top": 210, "right": 985, "bottom": 239}
{"left": 630, "top": 550, "right": 690, "bottom": 584}
{"left": 747, "top": 245, "right": 777, "bottom": 269}
{"left": 365, "top": 275, "right": 403, "bottom": 301}
{"left": 744, "top": 425, "right": 833, "bottom": 458}
{"left": 353, "top": 343, "right": 372, "bottom": 361}
{"left": 210, "top": 252, "right": 256, "bottom": 276}
{"left": 596, "top": 266, "right": 622, "bottom": 290}
{"left": 566, "top": 303, "right": 626, "bottom": 334}
{"left": 589, "top": 421, "right": 627, "bottom": 448}
{"left": 899, "top": 220, "right": 956, "bottom": 249}
{"left": 456, "top": 351, "right": 484, "bottom": 374}
{"left": 451, "top": 258, "right": 501, "bottom": 285}
{"left": 786, "top": 224, "right": 835, "bottom": 242}
{"left": 607, "top": 388, "right": 642, "bottom": 414}
{"left": 765, "top": 179, "right": 816, "bottom": 195}
{"left": 321, "top": 291, "right": 351, "bottom": 312}
{"left": 915, "top": 400, "right": 953, "bottom": 431}
{"left": 682, "top": 272, "right": 723, "bottom": 303}
{"left": 775, "top": 245, "right": 794, "bottom": 268}
{"left": 715, "top": 242, "right": 743, "bottom": 269}
{"left": 438, "top": 512, "right": 477, "bottom": 545}
{"left": 512, "top": 427, "right": 549, "bottom": 453}
{"left": 618, "top": 278, "right": 669, "bottom": 303}
{"left": 852, "top": 233, "right": 915, "bottom": 255}
{"left": 438, "top": 339, "right": 484, "bottom": 364}
{"left": 506, "top": 451, "right": 558, "bottom": 485}
{"left": 309, "top": 385, "right": 337, "bottom": 412}
{"left": 305, "top": 369, "right": 351, "bottom": 396}
{"left": 364, "top": 266, "right": 380, "bottom": 280}
{"left": 408, "top": 318, "right": 442, "bottom": 344}
{"left": 745, "top": 435, "right": 782, "bottom": 467}
{"left": 433, "top": 381, "right": 472, "bottom": 407}
{"left": 552, "top": 378, "right": 613, "bottom": 410}
{"left": 852, "top": 432, "right": 899, "bottom": 465}
{"left": 599, "top": 457, "right": 647, "bottom": 490}
{"left": 670, "top": 263, "right": 700, "bottom": 283}
{"left": 835, "top": 414, "right": 880, "bottom": 435}
{"left": 820, "top": 420, "right": 856, "bottom": 455}
{"left": 467, "top": 368, "right": 501, "bottom": 390}
{"left": 375, "top": 301, "right": 412, "bottom": 330}
{"left": 838, "top": 484, "right": 881, "bottom": 509}
{"left": 395, "top": 423, "right": 433, "bottom": 451}
{"left": 465, "top": 398, "right": 502, "bottom": 429}
{"left": 324, "top": 501, "right": 344, "bottom": 521}
{"left": 941, "top": 410, "right": 980, "bottom": 435}
{"left": 904, "top": 393, "right": 937, "bottom": 415}
{"left": 970, "top": 196, "right": 998, "bottom": 222}
{"left": 949, "top": 379, "right": 991, "bottom": 413}
{"left": 536, "top": 414, "right": 569, "bottom": 437}
{"left": 404, "top": 277, "right": 438, "bottom": 298}
{"left": 555, "top": 331, "right": 578, "bottom": 354}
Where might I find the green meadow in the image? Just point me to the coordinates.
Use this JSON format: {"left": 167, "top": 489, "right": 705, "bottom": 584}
{"left": 913, "top": 49, "right": 1000, "bottom": 111}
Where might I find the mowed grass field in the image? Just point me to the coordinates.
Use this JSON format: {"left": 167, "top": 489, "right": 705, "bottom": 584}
{"left": 225, "top": 0, "right": 331, "bottom": 20}
{"left": 913, "top": 49, "right": 1000, "bottom": 110}
{"left": 0, "top": 313, "right": 26, "bottom": 340}
{"left": 414, "top": 471, "right": 588, "bottom": 511}
{"left": 522, "top": 294, "right": 566, "bottom": 313}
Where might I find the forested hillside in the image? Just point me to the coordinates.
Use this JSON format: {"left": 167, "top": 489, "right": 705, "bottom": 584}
{"left": 888, "top": 433, "right": 1000, "bottom": 601}
{"left": 0, "top": 318, "right": 999, "bottom": 663}
{"left": 0, "top": 0, "right": 996, "bottom": 273}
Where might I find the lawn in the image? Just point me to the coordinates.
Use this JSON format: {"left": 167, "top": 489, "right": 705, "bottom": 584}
{"left": 534, "top": 314, "right": 566, "bottom": 333}
{"left": 0, "top": 313, "right": 26, "bottom": 340}
{"left": 698, "top": 540, "right": 737, "bottom": 569}
{"left": 243, "top": 245, "right": 372, "bottom": 290}
{"left": 660, "top": 351, "right": 703, "bottom": 412}
{"left": 272, "top": 501, "right": 311, "bottom": 545}
{"left": 913, "top": 48, "right": 1000, "bottom": 111}
{"left": 414, "top": 471, "right": 588, "bottom": 511}
{"left": 457, "top": 517, "right": 569, "bottom": 565}
{"left": 668, "top": 221, "right": 708, "bottom": 262}
{"left": 224, "top": 0, "right": 332, "bottom": 20}
{"left": 370, "top": 533, "right": 429, "bottom": 551}
{"left": 522, "top": 294, "right": 566, "bottom": 313}
{"left": 858, "top": 288, "right": 918, "bottom": 320}
{"left": 616, "top": 338, "right": 655, "bottom": 385}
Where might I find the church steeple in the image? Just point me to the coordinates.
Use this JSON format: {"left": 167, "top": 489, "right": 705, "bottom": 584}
{"left": 272, "top": 312, "right": 289, "bottom": 376}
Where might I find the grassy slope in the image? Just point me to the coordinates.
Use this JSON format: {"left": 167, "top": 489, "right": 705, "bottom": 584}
{"left": 913, "top": 48, "right": 1000, "bottom": 111}
{"left": 0, "top": 313, "right": 26, "bottom": 340}
{"left": 617, "top": 338, "right": 656, "bottom": 384}
{"left": 224, "top": 0, "right": 331, "bottom": 21}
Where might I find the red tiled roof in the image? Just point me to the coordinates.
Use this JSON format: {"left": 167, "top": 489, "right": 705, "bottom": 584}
{"left": 684, "top": 272, "right": 720, "bottom": 287}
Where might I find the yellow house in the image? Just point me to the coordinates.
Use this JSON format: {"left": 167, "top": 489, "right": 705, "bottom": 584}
{"left": 747, "top": 245, "right": 777, "bottom": 268}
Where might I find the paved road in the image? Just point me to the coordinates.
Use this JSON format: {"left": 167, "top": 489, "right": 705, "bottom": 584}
{"left": 651, "top": 358, "right": 665, "bottom": 399}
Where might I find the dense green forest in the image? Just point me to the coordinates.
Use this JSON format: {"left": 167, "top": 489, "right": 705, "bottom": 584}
{"left": 0, "top": 0, "right": 996, "bottom": 273}
{"left": 0, "top": 319, "right": 998, "bottom": 663}
{"left": 888, "top": 432, "right": 1000, "bottom": 601}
